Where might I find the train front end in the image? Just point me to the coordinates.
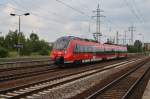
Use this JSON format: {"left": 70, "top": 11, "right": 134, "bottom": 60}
{"left": 50, "top": 37, "right": 72, "bottom": 65}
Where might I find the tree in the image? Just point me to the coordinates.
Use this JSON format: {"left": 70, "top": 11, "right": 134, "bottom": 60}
{"left": 0, "top": 36, "right": 5, "bottom": 47}
{"left": 127, "top": 45, "right": 136, "bottom": 53}
{"left": 4, "top": 30, "right": 25, "bottom": 51}
{"left": 0, "top": 47, "right": 8, "bottom": 58}
{"left": 38, "top": 40, "right": 51, "bottom": 55}
{"left": 29, "top": 33, "right": 40, "bottom": 52}
{"left": 20, "top": 39, "right": 32, "bottom": 56}
{"left": 4, "top": 30, "right": 18, "bottom": 50}
{"left": 0, "top": 30, "right": 51, "bottom": 57}
{"left": 127, "top": 40, "right": 143, "bottom": 53}
{"left": 30, "top": 33, "right": 39, "bottom": 41}
{"left": 134, "top": 40, "right": 143, "bottom": 52}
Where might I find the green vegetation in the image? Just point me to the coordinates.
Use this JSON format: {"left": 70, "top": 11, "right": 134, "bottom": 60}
{"left": 0, "top": 47, "right": 9, "bottom": 58}
{"left": 127, "top": 40, "right": 144, "bottom": 53}
{"left": 0, "top": 30, "right": 52, "bottom": 58}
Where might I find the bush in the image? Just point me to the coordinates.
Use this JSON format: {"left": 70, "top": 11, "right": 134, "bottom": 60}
{"left": 39, "top": 48, "right": 49, "bottom": 55}
{"left": 0, "top": 47, "right": 9, "bottom": 58}
{"left": 9, "top": 51, "right": 18, "bottom": 57}
{"left": 20, "top": 40, "right": 32, "bottom": 56}
{"left": 20, "top": 48, "right": 32, "bottom": 56}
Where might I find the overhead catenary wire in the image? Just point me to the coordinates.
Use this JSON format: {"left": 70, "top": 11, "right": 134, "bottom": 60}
{"left": 55, "top": 0, "right": 91, "bottom": 18}
{"left": 1, "top": 0, "right": 140, "bottom": 41}
{"left": 10, "top": 0, "right": 93, "bottom": 27}
{"left": 0, "top": 2, "right": 72, "bottom": 35}
{"left": 74, "top": 0, "right": 124, "bottom": 32}
{"left": 0, "top": 1, "right": 95, "bottom": 38}
{"left": 131, "top": 0, "right": 146, "bottom": 23}
{"left": 77, "top": 0, "right": 91, "bottom": 11}
{"left": 7, "top": 0, "right": 122, "bottom": 32}
{"left": 75, "top": 0, "right": 125, "bottom": 40}
{"left": 11, "top": 0, "right": 68, "bottom": 19}
{"left": 0, "top": 3, "right": 66, "bottom": 25}
{"left": 123, "top": 0, "right": 142, "bottom": 23}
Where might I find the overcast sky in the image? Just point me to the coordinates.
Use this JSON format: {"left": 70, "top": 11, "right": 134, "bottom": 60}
{"left": 0, "top": 0, "right": 149, "bottom": 44}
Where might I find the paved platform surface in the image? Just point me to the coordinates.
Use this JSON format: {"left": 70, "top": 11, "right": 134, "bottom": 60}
{"left": 142, "top": 80, "right": 150, "bottom": 99}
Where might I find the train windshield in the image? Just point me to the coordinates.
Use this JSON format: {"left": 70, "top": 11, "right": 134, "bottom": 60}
{"left": 53, "top": 37, "right": 70, "bottom": 50}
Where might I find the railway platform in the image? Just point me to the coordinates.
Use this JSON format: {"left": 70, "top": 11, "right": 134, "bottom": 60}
{"left": 142, "top": 80, "right": 150, "bottom": 99}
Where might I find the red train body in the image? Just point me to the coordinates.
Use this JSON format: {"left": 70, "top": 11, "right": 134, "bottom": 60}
{"left": 50, "top": 36, "right": 127, "bottom": 65}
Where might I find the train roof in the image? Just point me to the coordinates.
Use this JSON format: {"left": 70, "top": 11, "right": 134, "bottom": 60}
{"left": 59, "top": 36, "right": 126, "bottom": 47}
{"left": 60, "top": 36, "right": 98, "bottom": 42}
{"left": 104, "top": 43, "right": 127, "bottom": 47}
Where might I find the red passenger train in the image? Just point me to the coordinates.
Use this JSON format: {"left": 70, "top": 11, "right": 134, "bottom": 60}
{"left": 50, "top": 36, "right": 127, "bottom": 65}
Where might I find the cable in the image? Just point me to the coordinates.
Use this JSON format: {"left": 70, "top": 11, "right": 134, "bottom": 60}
{"left": 77, "top": 0, "right": 91, "bottom": 11}
{"left": 19, "top": 0, "right": 67, "bottom": 18}
{"left": 55, "top": 0, "right": 90, "bottom": 17}
{"left": 10, "top": 0, "right": 90, "bottom": 24}
{"left": 123, "top": 0, "right": 142, "bottom": 23}
{"left": 0, "top": 3, "right": 65, "bottom": 25}
{"left": 104, "top": 17, "right": 123, "bottom": 31}
{"left": 131, "top": 0, "right": 146, "bottom": 22}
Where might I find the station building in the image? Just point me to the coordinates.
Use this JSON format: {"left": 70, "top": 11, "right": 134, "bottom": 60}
{"left": 144, "top": 43, "right": 150, "bottom": 51}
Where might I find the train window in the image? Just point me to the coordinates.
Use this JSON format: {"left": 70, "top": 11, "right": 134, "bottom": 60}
{"left": 74, "top": 45, "right": 96, "bottom": 53}
{"left": 53, "top": 37, "right": 70, "bottom": 50}
{"left": 86, "top": 46, "right": 89, "bottom": 52}
{"left": 78, "top": 45, "right": 82, "bottom": 52}
{"left": 79, "top": 45, "right": 87, "bottom": 53}
{"left": 93, "top": 47, "right": 96, "bottom": 53}
{"left": 98, "top": 47, "right": 102, "bottom": 52}
{"left": 82, "top": 46, "right": 85, "bottom": 52}
{"left": 74, "top": 44, "right": 78, "bottom": 53}
{"left": 84, "top": 46, "right": 88, "bottom": 52}
{"left": 85, "top": 46, "right": 90, "bottom": 53}
{"left": 98, "top": 48, "right": 101, "bottom": 53}
{"left": 81, "top": 46, "right": 84, "bottom": 52}
{"left": 87, "top": 46, "right": 90, "bottom": 52}
{"left": 95, "top": 48, "right": 98, "bottom": 52}
{"left": 98, "top": 48, "right": 101, "bottom": 52}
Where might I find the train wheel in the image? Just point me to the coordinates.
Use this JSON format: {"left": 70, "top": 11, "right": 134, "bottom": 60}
{"left": 102, "top": 58, "right": 107, "bottom": 61}
{"left": 55, "top": 57, "right": 64, "bottom": 65}
{"left": 74, "top": 60, "right": 82, "bottom": 64}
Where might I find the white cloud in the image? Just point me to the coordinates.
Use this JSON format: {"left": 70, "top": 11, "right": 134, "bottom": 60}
{"left": 2, "top": 3, "right": 16, "bottom": 14}
{"left": 64, "top": 23, "right": 74, "bottom": 32}
{"left": 23, "top": 15, "right": 45, "bottom": 29}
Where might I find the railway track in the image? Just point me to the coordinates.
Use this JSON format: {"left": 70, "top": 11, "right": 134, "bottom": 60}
{"left": 0, "top": 57, "right": 131, "bottom": 83}
{"left": 0, "top": 57, "right": 146, "bottom": 99}
{"left": 0, "top": 59, "right": 57, "bottom": 83}
{"left": 0, "top": 65, "right": 57, "bottom": 82}
{"left": 86, "top": 57, "right": 150, "bottom": 99}
{"left": 0, "top": 57, "right": 133, "bottom": 92}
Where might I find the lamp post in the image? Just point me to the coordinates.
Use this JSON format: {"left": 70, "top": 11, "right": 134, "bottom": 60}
{"left": 10, "top": 13, "right": 30, "bottom": 57}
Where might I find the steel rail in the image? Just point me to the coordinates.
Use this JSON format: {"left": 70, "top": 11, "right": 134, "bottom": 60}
{"left": 86, "top": 58, "right": 149, "bottom": 99}
{"left": 0, "top": 58, "right": 144, "bottom": 98}
{"left": 0, "top": 65, "right": 57, "bottom": 82}
{"left": 122, "top": 64, "right": 150, "bottom": 99}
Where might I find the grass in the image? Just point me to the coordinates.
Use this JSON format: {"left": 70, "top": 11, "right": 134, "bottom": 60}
{"left": 0, "top": 51, "right": 50, "bottom": 63}
{"left": 7, "top": 51, "right": 49, "bottom": 58}
{"left": 9, "top": 51, "right": 18, "bottom": 58}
